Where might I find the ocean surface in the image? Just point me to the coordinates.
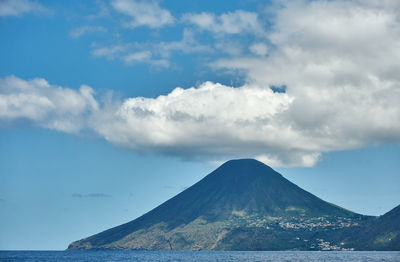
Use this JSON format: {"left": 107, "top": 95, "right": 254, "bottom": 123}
{"left": 1, "top": 251, "right": 399, "bottom": 262}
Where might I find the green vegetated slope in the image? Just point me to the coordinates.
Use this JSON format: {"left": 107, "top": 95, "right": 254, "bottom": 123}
{"left": 68, "top": 159, "right": 399, "bottom": 251}
{"left": 343, "top": 204, "right": 400, "bottom": 251}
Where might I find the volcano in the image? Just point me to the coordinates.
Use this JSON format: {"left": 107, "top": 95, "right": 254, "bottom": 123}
{"left": 68, "top": 159, "right": 398, "bottom": 250}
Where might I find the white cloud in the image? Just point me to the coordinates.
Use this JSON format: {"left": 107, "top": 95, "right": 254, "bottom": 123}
{"left": 249, "top": 43, "right": 268, "bottom": 56}
{"left": 91, "top": 82, "right": 295, "bottom": 165}
{"left": 0, "top": 76, "right": 98, "bottom": 133}
{"left": 122, "top": 51, "right": 152, "bottom": 64}
{"left": 361, "top": 0, "right": 400, "bottom": 10}
{"left": 69, "top": 25, "right": 107, "bottom": 39}
{"left": 183, "top": 10, "right": 265, "bottom": 35}
{"left": 121, "top": 50, "right": 169, "bottom": 67}
{"left": 92, "top": 29, "right": 210, "bottom": 68}
{"left": 215, "top": 40, "right": 243, "bottom": 56}
{"left": 2, "top": 1, "right": 400, "bottom": 167}
{"left": 111, "top": 0, "right": 174, "bottom": 29}
{"left": 155, "top": 29, "right": 212, "bottom": 57}
{"left": 92, "top": 44, "right": 129, "bottom": 59}
{"left": 0, "top": 0, "right": 47, "bottom": 17}
{"left": 211, "top": 0, "right": 400, "bottom": 163}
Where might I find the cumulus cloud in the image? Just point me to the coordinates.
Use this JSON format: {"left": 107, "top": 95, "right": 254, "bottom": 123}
{"left": 0, "top": 76, "right": 98, "bottom": 133}
{"left": 212, "top": 0, "right": 400, "bottom": 164}
{"left": 0, "top": 0, "right": 47, "bottom": 17}
{"left": 111, "top": 0, "right": 174, "bottom": 29}
{"left": 361, "top": 0, "right": 400, "bottom": 9}
{"left": 91, "top": 82, "right": 296, "bottom": 165}
{"left": 183, "top": 10, "right": 265, "bottom": 35}
{"left": 69, "top": 25, "right": 107, "bottom": 39}
{"left": 249, "top": 43, "right": 268, "bottom": 56}
{"left": 2, "top": 1, "right": 400, "bottom": 167}
{"left": 88, "top": 0, "right": 400, "bottom": 166}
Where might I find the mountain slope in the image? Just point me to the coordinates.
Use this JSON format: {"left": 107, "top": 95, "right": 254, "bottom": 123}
{"left": 370, "top": 205, "right": 400, "bottom": 250}
{"left": 346, "top": 205, "right": 400, "bottom": 250}
{"left": 68, "top": 159, "right": 361, "bottom": 250}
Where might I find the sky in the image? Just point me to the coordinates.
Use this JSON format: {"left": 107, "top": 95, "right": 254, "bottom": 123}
{"left": 0, "top": 0, "right": 399, "bottom": 250}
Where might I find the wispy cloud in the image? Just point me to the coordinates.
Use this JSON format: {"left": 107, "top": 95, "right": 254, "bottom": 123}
{"left": 2, "top": 1, "right": 400, "bottom": 167}
{"left": 69, "top": 25, "right": 107, "bottom": 39}
{"left": 92, "top": 44, "right": 129, "bottom": 60}
{"left": 91, "top": 29, "right": 210, "bottom": 68}
{"left": 92, "top": 44, "right": 170, "bottom": 68}
{"left": 120, "top": 50, "right": 169, "bottom": 68}
{"left": 86, "top": 0, "right": 110, "bottom": 19}
{"left": 111, "top": 0, "right": 174, "bottom": 29}
{"left": 182, "top": 10, "right": 265, "bottom": 36}
{"left": 72, "top": 193, "right": 112, "bottom": 198}
{"left": 0, "top": 0, "right": 48, "bottom": 17}
{"left": 122, "top": 50, "right": 151, "bottom": 64}
{"left": 89, "top": 8, "right": 264, "bottom": 67}
{"left": 155, "top": 29, "right": 212, "bottom": 57}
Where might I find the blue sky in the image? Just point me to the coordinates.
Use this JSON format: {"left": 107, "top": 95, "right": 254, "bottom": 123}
{"left": 0, "top": 0, "right": 399, "bottom": 250}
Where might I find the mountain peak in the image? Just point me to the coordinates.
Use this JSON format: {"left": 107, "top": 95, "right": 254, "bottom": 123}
{"left": 211, "top": 158, "right": 278, "bottom": 183}
{"left": 220, "top": 158, "right": 271, "bottom": 168}
{"left": 223, "top": 158, "right": 267, "bottom": 164}
{"left": 68, "top": 159, "right": 358, "bottom": 251}
{"left": 206, "top": 158, "right": 282, "bottom": 187}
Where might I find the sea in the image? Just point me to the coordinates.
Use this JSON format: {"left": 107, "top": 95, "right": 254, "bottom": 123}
{"left": 0, "top": 251, "right": 399, "bottom": 262}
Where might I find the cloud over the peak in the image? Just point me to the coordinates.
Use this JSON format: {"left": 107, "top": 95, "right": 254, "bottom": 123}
{"left": 91, "top": 82, "right": 300, "bottom": 166}
{"left": 2, "top": 68, "right": 400, "bottom": 167}
{"left": 111, "top": 0, "right": 174, "bottom": 29}
{"left": 2, "top": 0, "right": 400, "bottom": 167}
{"left": 212, "top": 0, "right": 400, "bottom": 159}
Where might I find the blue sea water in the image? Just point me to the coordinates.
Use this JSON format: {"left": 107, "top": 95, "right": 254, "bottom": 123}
{"left": 1, "top": 251, "right": 399, "bottom": 262}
